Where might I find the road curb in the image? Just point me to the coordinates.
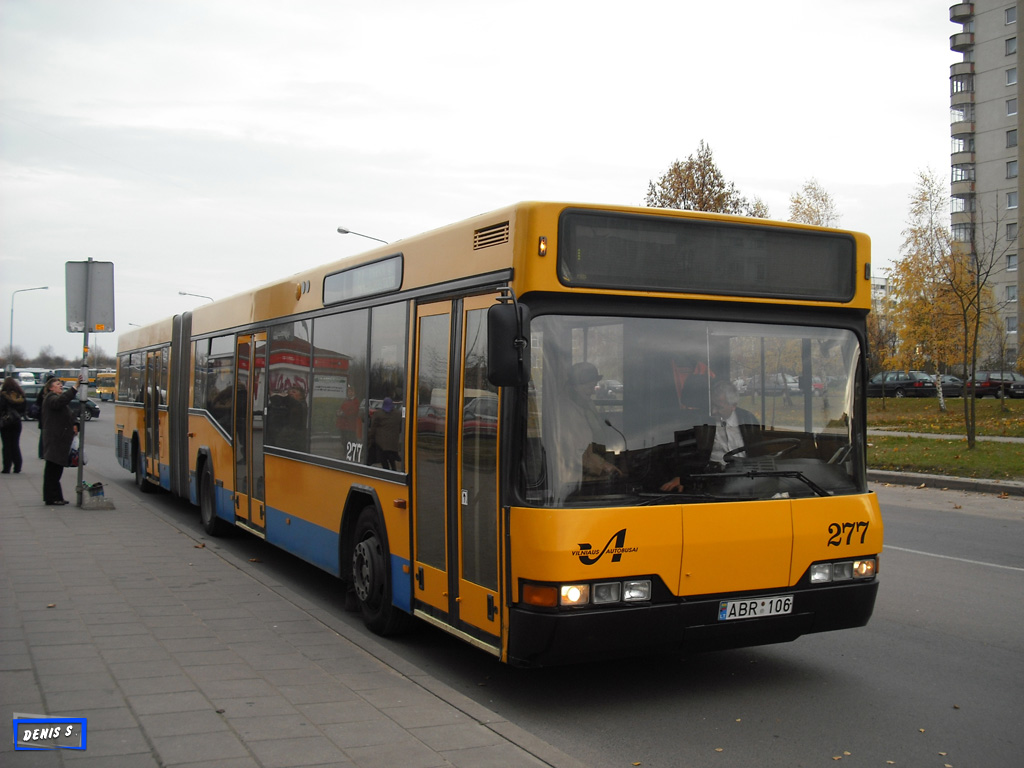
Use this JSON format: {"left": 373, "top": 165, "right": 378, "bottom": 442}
{"left": 868, "top": 469, "right": 1024, "bottom": 497}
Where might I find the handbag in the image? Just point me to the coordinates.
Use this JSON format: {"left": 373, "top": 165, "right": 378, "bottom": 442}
{"left": 68, "top": 435, "right": 83, "bottom": 467}
{"left": 0, "top": 408, "right": 19, "bottom": 429}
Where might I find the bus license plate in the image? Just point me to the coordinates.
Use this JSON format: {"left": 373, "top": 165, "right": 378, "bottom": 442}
{"left": 719, "top": 595, "right": 793, "bottom": 621}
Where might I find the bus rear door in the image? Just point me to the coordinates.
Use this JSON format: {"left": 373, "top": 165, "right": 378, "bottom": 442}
{"left": 234, "top": 332, "right": 267, "bottom": 536}
{"left": 140, "top": 349, "right": 163, "bottom": 486}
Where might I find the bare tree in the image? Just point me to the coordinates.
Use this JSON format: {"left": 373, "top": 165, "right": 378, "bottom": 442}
{"left": 890, "top": 167, "right": 1011, "bottom": 446}
{"left": 645, "top": 141, "right": 769, "bottom": 218}
{"left": 788, "top": 178, "right": 841, "bottom": 227}
{"left": 31, "top": 346, "right": 65, "bottom": 369}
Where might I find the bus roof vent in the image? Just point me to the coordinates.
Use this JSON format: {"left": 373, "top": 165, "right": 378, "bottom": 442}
{"left": 474, "top": 221, "right": 510, "bottom": 250}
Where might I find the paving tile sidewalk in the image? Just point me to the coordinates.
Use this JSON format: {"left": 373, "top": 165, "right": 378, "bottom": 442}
{"left": 0, "top": 464, "right": 584, "bottom": 768}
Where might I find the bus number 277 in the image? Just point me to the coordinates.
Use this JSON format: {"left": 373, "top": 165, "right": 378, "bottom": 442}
{"left": 827, "top": 521, "right": 869, "bottom": 547}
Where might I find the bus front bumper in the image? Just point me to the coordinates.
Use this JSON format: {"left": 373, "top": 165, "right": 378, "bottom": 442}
{"left": 506, "top": 580, "right": 878, "bottom": 667}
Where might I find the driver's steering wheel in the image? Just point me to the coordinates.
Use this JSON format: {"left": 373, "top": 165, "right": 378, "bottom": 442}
{"left": 723, "top": 438, "right": 801, "bottom": 463}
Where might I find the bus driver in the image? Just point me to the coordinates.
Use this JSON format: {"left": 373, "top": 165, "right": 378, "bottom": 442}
{"left": 660, "top": 380, "right": 758, "bottom": 492}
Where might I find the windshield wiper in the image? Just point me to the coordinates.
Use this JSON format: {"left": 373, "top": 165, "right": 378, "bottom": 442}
{"left": 692, "top": 469, "right": 832, "bottom": 498}
{"left": 636, "top": 491, "right": 742, "bottom": 505}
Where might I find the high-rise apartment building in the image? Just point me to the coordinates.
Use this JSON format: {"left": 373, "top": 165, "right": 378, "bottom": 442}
{"left": 950, "top": 1, "right": 1021, "bottom": 366}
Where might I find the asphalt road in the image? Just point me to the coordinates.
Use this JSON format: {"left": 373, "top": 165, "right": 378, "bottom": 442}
{"left": 81, "top": 416, "right": 1024, "bottom": 768}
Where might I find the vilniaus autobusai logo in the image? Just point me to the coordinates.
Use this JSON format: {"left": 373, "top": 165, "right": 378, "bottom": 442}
{"left": 573, "top": 529, "right": 637, "bottom": 565}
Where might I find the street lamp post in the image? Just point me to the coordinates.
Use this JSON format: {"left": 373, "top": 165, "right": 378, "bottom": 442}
{"left": 336, "top": 226, "right": 387, "bottom": 244}
{"left": 178, "top": 291, "right": 214, "bottom": 302}
{"left": 7, "top": 286, "right": 48, "bottom": 374}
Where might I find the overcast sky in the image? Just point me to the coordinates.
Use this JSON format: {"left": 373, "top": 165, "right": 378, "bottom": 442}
{"left": 1, "top": 0, "right": 954, "bottom": 362}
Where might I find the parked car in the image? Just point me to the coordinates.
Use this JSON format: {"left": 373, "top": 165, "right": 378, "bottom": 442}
{"left": 63, "top": 384, "right": 101, "bottom": 420}
{"left": 966, "top": 371, "right": 1024, "bottom": 398}
{"left": 751, "top": 373, "right": 801, "bottom": 396}
{"left": 416, "top": 404, "right": 445, "bottom": 435}
{"left": 462, "top": 395, "right": 498, "bottom": 438}
{"left": 21, "top": 383, "right": 42, "bottom": 420}
{"left": 866, "top": 371, "right": 937, "bottom": 398}
{"left": 595, "top": 379, "right": 623, "bottom": 398}
{"left": 69, "top": 397, "right": 101, "bottom": 421}
{"left": 939, "top": 375, "right": 964, "bottom": 398}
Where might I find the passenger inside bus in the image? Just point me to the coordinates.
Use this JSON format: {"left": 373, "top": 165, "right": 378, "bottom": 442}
{"left": 267, "top": 381, "right": 309, "bottom": 451}
{"left": 369, "top": 397, "right": 402, "bottom": 470}
{"left": 560, "top": 362, "right": 622, "bottom": 489}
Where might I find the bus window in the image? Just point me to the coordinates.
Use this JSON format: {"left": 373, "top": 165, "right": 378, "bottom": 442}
{"left": 266, "top": 321, "right": 312, "bottom": 452}
{"left": 367, "top": 303, "right": 408, "bottom": 471}
{"left": 204, "top": 335, "right": 236, "bottom": 436}
{"left": 312, "top": 309, "right": 367, "bottom": 461}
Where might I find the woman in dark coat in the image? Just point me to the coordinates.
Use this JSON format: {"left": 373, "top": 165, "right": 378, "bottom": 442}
{"left": 1, "top": 377, "right": 28, "bottom": 473}
{"left": 40, "top": 377, "right": 78, "bottom": 505}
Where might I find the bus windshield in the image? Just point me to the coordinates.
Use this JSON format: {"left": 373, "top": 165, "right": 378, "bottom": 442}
{"left": 523, "top": 314, "right": 864, "bottom": 507}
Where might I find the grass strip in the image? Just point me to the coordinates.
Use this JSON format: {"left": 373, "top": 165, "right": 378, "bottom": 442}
{"left": 867, "top": 435, "right": 1024, "bottom": 482}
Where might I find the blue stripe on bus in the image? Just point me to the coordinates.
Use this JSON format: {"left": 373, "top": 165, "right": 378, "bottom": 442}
{"left": 214, "top": 484, "right": 234, "bottom": 523}
{"left": 390, "top": 555, "right": 411, "bottom": 612}
{"left": 260, "top": 506, "right": 412, "bottom": 614}
{"left": 265, "top": 505, "right": 341, "bottom": 576}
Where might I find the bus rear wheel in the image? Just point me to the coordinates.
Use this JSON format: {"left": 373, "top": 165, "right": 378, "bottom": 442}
{"left": 134, "top": 443, "right": 155, "bottom": 494}
{"left": 351, "top": 506, "right": 411, "bottom": 636}
{"left": 200, "top": 463, "right": 229, "bottom": 537}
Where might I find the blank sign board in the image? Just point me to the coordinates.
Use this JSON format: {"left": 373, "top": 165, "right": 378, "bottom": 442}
{"left": 65, "top": 261, "right": 115, "bottom": 333}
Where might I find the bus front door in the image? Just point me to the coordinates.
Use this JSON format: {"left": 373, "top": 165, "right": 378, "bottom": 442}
{"left": 234, "top": 332, "right": 267, "bottom": 536}
{"left": 412, "top": 296, "right": 502, "bottom": 650}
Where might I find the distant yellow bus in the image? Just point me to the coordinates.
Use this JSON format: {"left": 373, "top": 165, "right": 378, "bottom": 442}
{"left": 52, "top": 368, "right": 84, "bottom": 384}
{"left": 93, "top": 370, "right": 116, "bottom": 401}
{"left": 115, "top": 202, "right": 882, "bottom": 666}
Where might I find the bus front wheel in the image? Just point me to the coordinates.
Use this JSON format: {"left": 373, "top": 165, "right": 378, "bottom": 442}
{"left": 351, "top": 506, "right": 411, "bottom": 636}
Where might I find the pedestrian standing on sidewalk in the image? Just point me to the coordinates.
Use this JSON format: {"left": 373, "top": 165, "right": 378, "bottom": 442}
{"left": 34, "top": 383, "right": 46, "bottom": 459}
{"left": 40, "top": 376, "right": 78, "bottom": 505}
{"left": 1, "top": 377, "right": 28, "bottom": 473}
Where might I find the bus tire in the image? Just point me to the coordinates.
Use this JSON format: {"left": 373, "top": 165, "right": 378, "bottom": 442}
{"left": 134, "top": 442, "right": 155, "bottom": 494}
{"left": 199, "top": 463, "right": 229, "bottom": 537}
{"left": 351, "top": 506, "right": 411, "bottom": 636}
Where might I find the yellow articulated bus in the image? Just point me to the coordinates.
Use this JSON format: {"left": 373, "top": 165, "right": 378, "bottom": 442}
{"left": 115, "top": 202, "right": 882, "bottom": 667}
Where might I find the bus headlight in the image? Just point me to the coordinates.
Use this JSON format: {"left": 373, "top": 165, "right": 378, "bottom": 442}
{"left": 832, "top": 562, "right": 854, "bottom": 581}
{"left": 560, "top": 584, "right": 590, "bottom": 606}
{"left": 810, "top": 563, "right": 833, "bottom": 583}
{"left": 852, "top": 559, "right": 876, "bottom": 578}
{"left": 623, "top": 580, "right": 652, "bottom": 602}
{"left": 592, "top": 582, "right": 622, "bottom": 604}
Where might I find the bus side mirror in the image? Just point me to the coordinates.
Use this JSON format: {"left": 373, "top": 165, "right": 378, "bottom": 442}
{"left": 487, "top": 302, "right": 530, "bottom": 387}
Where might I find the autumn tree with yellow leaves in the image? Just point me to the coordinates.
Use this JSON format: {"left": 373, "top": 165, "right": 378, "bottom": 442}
{"left": 645, "top": 141, "right": 769, "bottom": 217}
{"left": 789, "top": 178, "right": 841, "bottom": 227}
